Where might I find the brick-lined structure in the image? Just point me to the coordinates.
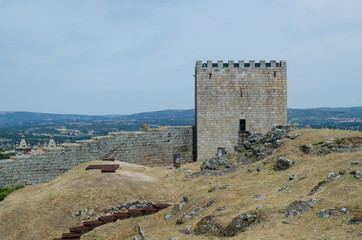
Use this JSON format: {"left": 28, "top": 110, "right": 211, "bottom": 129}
{"left": 195, "top": 60, "right": 287, "bottom": 161}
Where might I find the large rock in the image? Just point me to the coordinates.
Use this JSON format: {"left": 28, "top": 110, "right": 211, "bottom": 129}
{"left": 223, "top": 212, "right": 262, "bottom": 237}
{"left": 200, "top": 156, "right": 233, "bottom": 171}
{"left": 274, "top": 157, "right": 293, "bottom": 171}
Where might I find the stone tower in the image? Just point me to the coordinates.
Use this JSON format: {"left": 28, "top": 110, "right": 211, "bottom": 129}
{"left": 195, "top": 60, "right": 287, "bottom": 161}
{"left": 15, "top": 133, "right": 31, "bottom": 155}
{"left": 47, "top": 133, "right": 57, "bottom": 150}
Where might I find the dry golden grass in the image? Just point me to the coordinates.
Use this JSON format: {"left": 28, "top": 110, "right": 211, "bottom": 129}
{"left": 0, "top": 128, "right": 361, "bottom": 240}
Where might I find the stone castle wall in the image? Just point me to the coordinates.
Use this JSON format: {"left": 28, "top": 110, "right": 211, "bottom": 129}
{"left": 0, "top": 126, "right": 193, "bottom": 187}
{"left": 195, "top": 60, "right": 287, "bottom": 161}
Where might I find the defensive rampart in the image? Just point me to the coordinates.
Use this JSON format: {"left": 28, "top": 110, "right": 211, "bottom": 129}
{"left": 0, "top": 126, "right": 193, "bottom": 187}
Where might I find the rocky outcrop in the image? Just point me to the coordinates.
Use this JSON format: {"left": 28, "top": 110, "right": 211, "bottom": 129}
{"left": 223, "top": 212, "right": 262, "bottom": 237}
{"left": 350, "top": 170, "right": 362, "bottom": 180}
{"left": 284, "top": 199, "right": 318, "bottom": 218}
{"left": 235, "top": 124, "right": 297, "bottom": 165}
{"left": 200, "top": 156, "right": 233, "bottom": 170}
{"left": 194, "top": 215, "right": 223, "bottom": 236}
{"left": 208, "top": 185, "right": 231, "bottom": 193}
{"left": 175, "top": 199, "right": 217, "bottom": 225}
{"left": 300, "top": 136, "right": 362, "bottom": 156}
{"left": 308, "top": 180, "right": 328, "bottom": 196}
{"left": 188, "top": 156, "right": 239, "bottom": 178}
{"left": 316, "top": 207, "right": 349, "bottom": 218}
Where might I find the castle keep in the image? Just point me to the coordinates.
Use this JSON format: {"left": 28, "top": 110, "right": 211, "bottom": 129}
{"left": 195, "top": 60, "right": 287, "bottom": 161}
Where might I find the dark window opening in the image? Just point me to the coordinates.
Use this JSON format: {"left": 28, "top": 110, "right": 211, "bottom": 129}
{"left": 240, "top": 119, "right": 246, "bottom": 132}
{"left": 274, "top": 71, "right": 276, "bottom": 78}
{"left": 240, "top": 91, "right": 242, "bottom": 97}
{"left": 209, "top": 73, "right": 212, "bottom": 79}
{"left": 173, "top": 153, "right": 181, "bottom": 168}
{"left": 217, "top": 147, "right": 225, "bottom": 156}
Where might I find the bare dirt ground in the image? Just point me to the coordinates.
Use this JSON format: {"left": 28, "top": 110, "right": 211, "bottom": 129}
{"left": 0, "top": 128, "right": 361, "bottom": 240}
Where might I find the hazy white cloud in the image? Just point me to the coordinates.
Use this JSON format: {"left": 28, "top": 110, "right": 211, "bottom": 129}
{"left": 0, "top": 0, "right": 361, "bottom": 114}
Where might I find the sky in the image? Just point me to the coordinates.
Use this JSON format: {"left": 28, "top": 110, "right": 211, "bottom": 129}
{"left": 0, "top": 0, "right": 361, "bottom": 115}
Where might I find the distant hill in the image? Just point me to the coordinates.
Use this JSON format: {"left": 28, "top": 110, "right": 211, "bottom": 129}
{"left": 0, "top": 107, "right": 360, "bottom": 150}
{"left": 288, "top": 106, "right": 361, "bottom": 131}
{"left": 0, "top": 107, "right": 360, "bottom": 130}
{"left": 0, "top": 109, "right": 195, "bottom": 125}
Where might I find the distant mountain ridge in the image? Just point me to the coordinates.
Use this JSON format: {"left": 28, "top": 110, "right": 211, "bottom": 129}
{"left": 0, "top": 109, "right": 195, "bottom": 124}
{"left": 0, "top": 107, "right": 360, "bottom": 149}
{"left": 0, "top": 107, "right": 361, "bottom": 127}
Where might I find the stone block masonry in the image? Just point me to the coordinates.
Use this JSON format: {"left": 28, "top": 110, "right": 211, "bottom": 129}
{"left": 0, "top": 126, "right": 193, "bottom": 187}
{"left": 195, "top": 60, "right": 287, "bottom": 162}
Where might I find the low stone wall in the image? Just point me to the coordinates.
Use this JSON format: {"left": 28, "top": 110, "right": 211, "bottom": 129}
{"left": 0, "top": 126, "right": 194, "bottom": 187}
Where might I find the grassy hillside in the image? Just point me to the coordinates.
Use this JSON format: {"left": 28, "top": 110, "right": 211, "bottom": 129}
{"left": 0, "top": 128, "right": 361, "bottom": 239}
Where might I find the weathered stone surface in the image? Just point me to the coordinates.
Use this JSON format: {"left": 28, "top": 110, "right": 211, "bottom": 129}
{"left": 289, "top": 174, "right": 296, "bottom": 180}
{"left": 253, "top": 194, "right": 264, "bottom": 199}
{"left": 236, "top": 124, "right": 297, "bottom": 165}
{"left": 350, "top": 170, "right": 362, "bottom": 180}
{"left": 278, "top": 184, "right": 290, "bottom": 192}
{"left": 184, "top": 225, "right": 192, "bottom": 234}
{"left": 200, "top": 156, "right": 232, "bottom": 171}
{"left": 208, "top": 185, "right": 231, "bottom": 193}
{"left": 194, "top": 215, "right": 222, "bottom": 236}
{"left": 248, "top": 133, "right": 264, "bottom": 144}
{"left": 351, "top": 160, "right": 360, "bottom": 166}
{"left": 300, "top": 137, "right": 362, "bottom": 156}
{"left": 327, "top": 172, "right": 340, "bottom": 181}
{"left": 223, "top": 212, "right": 262, "bottom": 237}
{"left": 0, "top": 126, "right": 194, "bottom": 187}
{"left": 348, "top": 216, "right": 362, "bottom": 225}
{"left": 172, "top": 202, "right": 186, "bottom": 214}
{"left": 308, "top": 180, "right": 328, "bottom": 195}
{"left": 316, "top": 207, "right": 349, "bottom": 218}
{"left": 274, "top": 157, "right": 293, "bottom": 171}
{"left": 299, "top": 145, "right": 315, "bottom": 154}
{"left": 284, "top": 199, "right": 318, "bottom": 218}
{"left": 297, "top": 175, "right": 307, "bottom": 183}
{"left": 188, "top": 157, "right": 239, "bottom": 178}
{"left": 175, "top": 200, "right": 217, "bottom": 225}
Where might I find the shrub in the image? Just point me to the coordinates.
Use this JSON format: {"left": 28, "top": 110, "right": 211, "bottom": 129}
{"left": 334, "top": 138, "right": 342, "bottom": 144}
{"left": 0, "top": 153, "right": 10, "bottom": 159}
{"left": 0, "top": 185, "right": 24, "bottom": 201}
{"left": 313, "top": 140, "right": 324, "bottom": 145}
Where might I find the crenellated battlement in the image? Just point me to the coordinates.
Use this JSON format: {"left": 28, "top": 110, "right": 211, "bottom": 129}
{"left": 196, "top": 60, "right": 286, "bottom": 69}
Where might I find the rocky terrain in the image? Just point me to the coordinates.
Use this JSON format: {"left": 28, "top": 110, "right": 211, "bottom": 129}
{"left": 0, "top": 127, "right": 361, "bottom": 239}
